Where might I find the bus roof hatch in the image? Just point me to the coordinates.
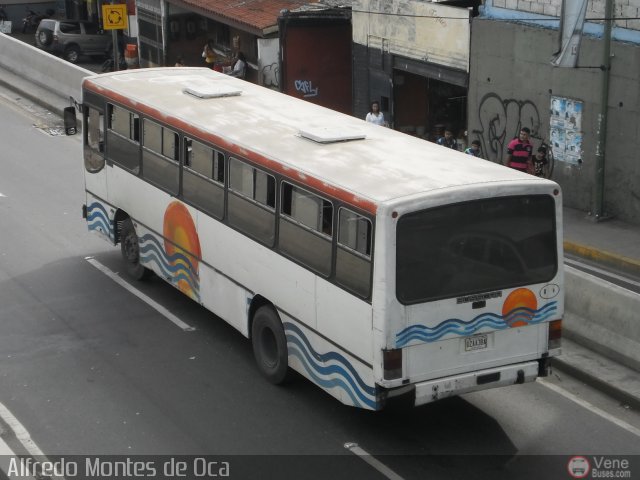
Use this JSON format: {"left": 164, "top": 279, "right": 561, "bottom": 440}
{"left": 299, "top": 126, "right": 366, "bottom": 144}
{"left": 183, "top": 83, "right": 243, "bottom": 99}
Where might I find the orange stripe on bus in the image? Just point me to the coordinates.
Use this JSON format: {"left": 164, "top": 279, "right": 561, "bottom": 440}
{"left": 84, "top": 81, "right": 378, "bottom": 215}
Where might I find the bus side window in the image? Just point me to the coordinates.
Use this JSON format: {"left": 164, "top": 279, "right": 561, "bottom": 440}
{"left": 279, "top": 181, "right": 332, "bottom": 276}
{"left": 214, "top": 151, "right": 225, "bottom": 183}
{"left": 109, "top": 104, "right": 130, "bottom": 137}
{"left": 336, "top": 208, "right": 373, "bottom": 298}
{"left": 84, "top": 106, "right": 105, "bottom": 172}
{"left": 106, "top": 104, "right": 140, "bottom": 173}
{"left": 182, "top": 138, "right": 225, "bottom": 219}
{"left": 163, "top": 128, "right": 179, "bottom": 161}
{"left": 132, "top": 115, "right": 140, "bottom": 143}
{"left": 228, "top": 158, "right": 275, "bottom": 245}
{"left": 141, "top": 119, "right": 179, "bottom": 193}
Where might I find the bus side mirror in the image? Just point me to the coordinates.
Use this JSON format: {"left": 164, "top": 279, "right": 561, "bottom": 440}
{"left": 64, "top": 106, "right": 77, "bottom": 135}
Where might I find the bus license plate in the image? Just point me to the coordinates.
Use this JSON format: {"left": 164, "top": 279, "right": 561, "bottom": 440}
{"left": 465, "top": 334, "right": 488, "bottom": 352}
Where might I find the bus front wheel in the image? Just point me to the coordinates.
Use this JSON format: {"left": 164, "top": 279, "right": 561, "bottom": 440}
{"left": 251, "top": 306, "right": 291, "bottom": 385}
{"left": 120, "top": 218, "right": 151, "bottom": 281}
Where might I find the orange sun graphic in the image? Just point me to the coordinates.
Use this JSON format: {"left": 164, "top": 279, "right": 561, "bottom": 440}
{"left": 163, "top": 201, "right": 201, "bottom": 298}
{"left": 502, "top": 288, "right": 537, "bottom": 327}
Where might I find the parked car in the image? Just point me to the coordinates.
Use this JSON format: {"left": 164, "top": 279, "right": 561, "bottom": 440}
{"left": 35, "top": 19, "right": 111, "bottom": 63}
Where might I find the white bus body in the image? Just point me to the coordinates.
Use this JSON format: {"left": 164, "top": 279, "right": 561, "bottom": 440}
{"left": 82, "top": 68, "right": 563, "bottom": 410}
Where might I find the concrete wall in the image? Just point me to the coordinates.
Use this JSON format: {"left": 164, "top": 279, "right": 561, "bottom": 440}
{"left": 498, "top": 0, "right": 640, "bottom": 31}
{"left": 0, "top": 32, "right": 91, "bottom": 108}
{"left": 468, "top": 19, "right": 640, "bottom": 225}
{"left": 352, "top": 0, "right": 471, "bottom": 72}
{"left": 565, "top": 267, "right": 640, "bottom": 371}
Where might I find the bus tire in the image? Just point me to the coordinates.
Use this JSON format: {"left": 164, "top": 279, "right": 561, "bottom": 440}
{"left": 251, "top": 306, "right": 291, "bottom": 385}
{"left": 120, "top": 218, "right": 151, "bottom": 281}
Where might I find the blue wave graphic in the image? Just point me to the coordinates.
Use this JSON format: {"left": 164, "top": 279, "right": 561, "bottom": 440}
{"left": 87, "top": 202, "right": 112, "bottom": 239}
{"left": 138, "top": 233, "right": 200, "bottom": 300}
{"left": 284, "top": 322, "right": 377, "bottom": 410}
{"left": 396, "top": 302, "right": 558, "bottom": 347}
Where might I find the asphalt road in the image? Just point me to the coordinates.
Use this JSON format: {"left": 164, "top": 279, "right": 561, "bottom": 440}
{"left": 0, "top": 91, "right": 639, "bottom": 480}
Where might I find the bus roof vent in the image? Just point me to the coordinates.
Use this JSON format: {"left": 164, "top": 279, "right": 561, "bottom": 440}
{"left": 183, "top": 83, "right": 242, "bottom": 99}
{"left": 299, "top": 126, "right": 366, "bottom": 144}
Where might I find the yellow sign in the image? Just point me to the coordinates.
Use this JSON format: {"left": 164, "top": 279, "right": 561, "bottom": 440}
{"left": 102, "top": 4, "right": 128, "bottom": 30}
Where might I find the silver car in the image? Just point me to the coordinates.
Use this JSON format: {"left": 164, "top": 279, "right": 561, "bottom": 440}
{"left": 35, "top": 19, "right": 111, "bottom": 63}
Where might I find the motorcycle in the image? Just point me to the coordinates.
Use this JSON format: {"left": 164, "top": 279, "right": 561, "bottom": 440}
{"left": 21, "top": 8, "right": 52, "bottom": 33}
{"left": 22, "top": 9, "right": 42, "bottom": 33}
{"left": 101, "top": 35, "right": 128, "bottom": 72}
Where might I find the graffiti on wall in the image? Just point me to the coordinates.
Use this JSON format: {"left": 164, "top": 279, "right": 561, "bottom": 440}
{"left": 550, "top": 96, "right": 583, "bottom": 165}
{"left": 261, "top": 63, "right": 280, "bottom": 90}
{"left": 294, "top": 80, "right": 319, "bottom": 98}
{"left": 471, "top": 93, "right": 542, "bottom": 165}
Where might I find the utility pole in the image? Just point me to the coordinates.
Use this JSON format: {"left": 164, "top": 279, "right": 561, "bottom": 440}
{"left": 592, "top": 0, "right": 614, "bottom": 220}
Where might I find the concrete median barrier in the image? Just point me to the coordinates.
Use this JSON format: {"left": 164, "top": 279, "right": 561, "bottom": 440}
{"left": 0, "top": 32, "right": 91, "bottom": 113}
{"left": 564, "top": 266, "right": 640, "bottom": 371}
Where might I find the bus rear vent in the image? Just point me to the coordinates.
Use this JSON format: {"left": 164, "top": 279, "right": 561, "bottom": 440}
{"left": 183, "top": 84, "right": 242, "bottom": 99}
{"left": 299, "top": 126, "right": 366, "bottom": 144}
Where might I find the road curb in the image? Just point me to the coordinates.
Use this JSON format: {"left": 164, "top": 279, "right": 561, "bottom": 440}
{"left": 553, "top": 357, "right": 640, "bottom": 412}
{"left": 564, "top": 240, "right": 640, "bottom": 277}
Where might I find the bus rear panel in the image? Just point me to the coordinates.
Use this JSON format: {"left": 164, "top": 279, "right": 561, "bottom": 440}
{"left": 376, "top": 189, "right": 562, "bottom": 407}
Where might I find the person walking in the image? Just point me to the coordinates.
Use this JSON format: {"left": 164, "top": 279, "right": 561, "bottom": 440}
{"left": 201, "top": 40, "right": 216, "bottom": 68}
{"left": 437, "top": 128, "right": 458, "bottom": 150}
{"left": 532, "top": 146, "right": 549, "bottom": 177}
{"left": 505, "top": 127, "right": 533, "bottom": 173}
{"left": 228, "top": 52, "right": 246, "bottom": 78}
{"left": 365, "top": 101, "right": 386, "bottom": 126}
{"left": 465, "top": 140, "right": 482, "bottom": 157}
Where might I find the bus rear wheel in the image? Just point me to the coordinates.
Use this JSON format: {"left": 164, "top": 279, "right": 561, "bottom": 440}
{"left": 251, "top": 306, "right": 291, "bottom": 384}
{"left": 120, "top": 218, "right": 151, "bottom": 281}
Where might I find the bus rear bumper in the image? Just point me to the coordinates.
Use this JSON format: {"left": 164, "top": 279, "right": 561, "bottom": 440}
{"left": 412, "top": 361, "right": 540, "bottom": 406}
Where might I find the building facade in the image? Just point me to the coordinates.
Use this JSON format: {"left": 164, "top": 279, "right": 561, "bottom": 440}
{"left": 352, "top": 0, "right": 474, "bottom": 143}
{"left": 468, "top": 0, "right": 640, "bottom": 224}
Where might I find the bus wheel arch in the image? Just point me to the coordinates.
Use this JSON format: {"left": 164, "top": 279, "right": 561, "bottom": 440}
{"left": 113, "top": 209, "right": 130, "bottom": 245}
{"left": 250, "top": 300, "right": 291, "bottom": 385}
{"left": 118, "top": 215, "right": 152, "bottom": 281}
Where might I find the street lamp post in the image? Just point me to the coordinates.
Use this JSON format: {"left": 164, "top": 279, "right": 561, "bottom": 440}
{"left": 592, "top": 0, "right": 613, "bottom": 221}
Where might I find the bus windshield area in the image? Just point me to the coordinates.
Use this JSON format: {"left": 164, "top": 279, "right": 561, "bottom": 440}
{"left": 396, "top": 195, "right": 557, "bottom": 304}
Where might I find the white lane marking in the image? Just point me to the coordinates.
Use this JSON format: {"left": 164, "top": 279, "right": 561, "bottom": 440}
{"left": 0, "top": 402, "right": 42, "bottom": 480}
{"left": 344, "top": 442, "right": 405, "bottom": 480}
{"left": 85, "top": 257, "right": 196, "bottom": 332}
{"left": 0, "top": 402, "right": 46, "bottom": 457}
{"left": 565, "top": 260, "right": 640, "bottom": 290}
{"left": 538, "top": 378, "right": 640, "bottom": 438}
{"left": 0, "top": 192, "right": 6, "bottom": 197}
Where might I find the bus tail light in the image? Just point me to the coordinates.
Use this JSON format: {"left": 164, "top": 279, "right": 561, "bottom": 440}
{"left": 383, "top": 349, "right": 403, "bottom": 380}
{"left": 548, "top": 319, "right": 562, "bottom": 349}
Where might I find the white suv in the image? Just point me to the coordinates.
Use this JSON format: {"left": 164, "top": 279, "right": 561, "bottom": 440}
{"left": 35, "top": 19, "right": 111, "bottom": 63}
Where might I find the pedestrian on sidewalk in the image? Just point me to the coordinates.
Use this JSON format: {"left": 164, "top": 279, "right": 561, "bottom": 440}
{"left": 201, "top": 40, "right": 216, "bottom": 68}
{"left": 505, "top": 127, "right": 533, "bottom": 173}
{"left": 437, "top": 128, "right": 458, "bottom": 150}
{"left": 365, "top": 101, "right": 386, "bottom": 126}
{"left": 532, "top": 146, "right": 549, "bottom": 177}
{"left": 465, "top": 140, "right": 482, "bottom": 157}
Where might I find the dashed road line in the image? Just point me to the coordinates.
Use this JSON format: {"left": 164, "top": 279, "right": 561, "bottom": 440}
{"left": 344, "top": 442, "right": 405, "bottom": 480}
{"left": 85, "top": 256, "right": 196, "bottom": 332}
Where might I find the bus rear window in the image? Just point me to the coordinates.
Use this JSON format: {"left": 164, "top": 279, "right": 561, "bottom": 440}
{"left": 396, "top": 195, "right": 557, "bottom": 304}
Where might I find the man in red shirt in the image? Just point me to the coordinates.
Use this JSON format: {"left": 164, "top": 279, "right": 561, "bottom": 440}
{"left": 506, "top": 127, "right": 533, "bottom": 173}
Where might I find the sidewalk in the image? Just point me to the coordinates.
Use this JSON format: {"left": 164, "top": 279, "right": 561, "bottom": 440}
{"left": 559, "top": 207, "right": 640, "bottom": 410}
{"left": 564, "top": 206, "right": 640, "bottom": 278}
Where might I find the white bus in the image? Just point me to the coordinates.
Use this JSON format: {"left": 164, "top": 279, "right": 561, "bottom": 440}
{"left": 81, "top": 68, "right": 563, "bottom": 410}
